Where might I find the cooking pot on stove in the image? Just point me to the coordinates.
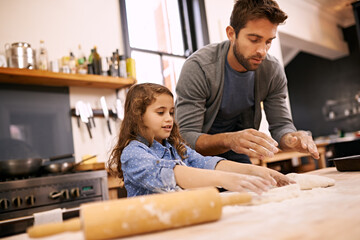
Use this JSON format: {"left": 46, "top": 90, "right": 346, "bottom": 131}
{"left": 42, "top": 154, "right": 97, "bottom": 174}
{"left": 0, "top": 153, "right": 75, "bottom": 177}
{"left": 5, "top": 42, "right": 36, "bottom": 69}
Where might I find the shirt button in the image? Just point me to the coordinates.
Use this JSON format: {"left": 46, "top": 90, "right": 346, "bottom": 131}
{"left": 156, "top": 160, "right": 159, "bottom": 164}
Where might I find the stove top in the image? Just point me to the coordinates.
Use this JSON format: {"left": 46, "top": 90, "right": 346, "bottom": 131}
{"left": 0, "top": 170, "right": 109, "bottom": 237}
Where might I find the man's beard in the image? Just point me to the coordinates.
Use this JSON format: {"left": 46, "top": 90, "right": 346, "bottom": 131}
{"left": 233, "top": 41, "right": 263, "bottom": 71}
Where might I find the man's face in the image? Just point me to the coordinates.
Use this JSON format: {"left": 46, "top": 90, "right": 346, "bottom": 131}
{"left": 229, "top": 18, "right": 278, "bottom": 71}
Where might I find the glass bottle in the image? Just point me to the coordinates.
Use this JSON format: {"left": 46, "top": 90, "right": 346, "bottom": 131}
{"left": 92, "top": 46, "right": 102, "bottom": 75}
{"left": 37, "top": 40, "right": 48, "bottom": 71}
{"left": 77, "top": 44, "right": 87, "bottom": 74}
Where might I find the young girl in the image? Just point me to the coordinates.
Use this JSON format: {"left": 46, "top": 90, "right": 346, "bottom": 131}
{"left": 108, "top": 83, "right": 293, "bottom": 197}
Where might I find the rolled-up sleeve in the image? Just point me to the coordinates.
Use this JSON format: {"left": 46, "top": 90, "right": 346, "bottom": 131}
{"left": 121, "top": 143, "right": 181, "bottom": 193}
{"left": 183, "top": 146, "right": 224, "bottom": 170}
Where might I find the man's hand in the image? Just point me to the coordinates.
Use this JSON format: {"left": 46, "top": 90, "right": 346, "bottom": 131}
{"left": 225, "top": 129, "right": 279, "bottom": 160}
{"left": 280, "top": 131, "right": 319, "bottom": 159}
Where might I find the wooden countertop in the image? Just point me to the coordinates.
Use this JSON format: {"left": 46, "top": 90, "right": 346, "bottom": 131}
{"left": 5, "top": 167, "right": 360, "bottom": 240}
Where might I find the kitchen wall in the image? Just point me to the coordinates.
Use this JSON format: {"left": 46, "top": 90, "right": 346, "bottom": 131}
{"left": 0, "top": 0, "right": 124, "bottom": 163}
{"left": 0, "top": 0, "right": 353, "bottom": 161}
{"left": 285, "top": 25, "right": 360, "bottom": 138}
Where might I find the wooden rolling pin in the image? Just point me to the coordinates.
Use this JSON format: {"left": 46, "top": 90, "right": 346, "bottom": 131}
{"left": 27, "top": 187, "right": 251, "bottom": 240}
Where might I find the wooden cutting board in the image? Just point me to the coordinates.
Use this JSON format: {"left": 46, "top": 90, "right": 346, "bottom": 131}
{"left": 75, "top": 162, "right": 105, "bottom": 171}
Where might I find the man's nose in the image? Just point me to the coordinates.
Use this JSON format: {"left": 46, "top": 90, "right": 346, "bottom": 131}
{"left": 257, "top": 43, "right": 268, "bottom": 57}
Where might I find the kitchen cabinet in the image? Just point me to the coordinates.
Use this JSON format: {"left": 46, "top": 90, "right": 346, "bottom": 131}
{"left": 0, "top": 67, "right": 135, "bottom": 89}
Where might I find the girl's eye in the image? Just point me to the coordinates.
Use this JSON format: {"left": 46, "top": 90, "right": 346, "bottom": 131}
{"left": 170, "top": 112, "right": 174, "bottom": 116}
{"left": 157, "top": 112, "right": 164, "bottom": 115}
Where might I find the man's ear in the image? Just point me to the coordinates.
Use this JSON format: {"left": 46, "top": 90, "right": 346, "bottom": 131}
{"left": 226, "top": 26, "right": 236, "bottom": 42}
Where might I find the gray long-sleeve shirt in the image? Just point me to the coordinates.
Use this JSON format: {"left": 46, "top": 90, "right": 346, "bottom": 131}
{"left": 175, "top": 40, "right": 297, "bottom": 149}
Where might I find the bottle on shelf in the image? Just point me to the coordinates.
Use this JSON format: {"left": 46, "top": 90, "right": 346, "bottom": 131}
{"left": 77, "top": 44, "right": 87, "bottom": 74}
{"left": 101, "top": 57, "right": 109, "bottom": 76}
{"left": 126, "top": 57, "right": 136, "bottom": 79}
{"left": 110, "top": 50, "right": 119, "bottom": 77}
{"left": 37, "top": 40, "right": 48, "bottom": 71}
{"left": 119, "top": 55, "right": 127, "bottom": 78}
{"left": 69, "top": 52, "right": 77, "bottom": 74}
{"left": 92, "top": 46, "right": 102, "bottom": 75}
{"left": 87, "top": 48, "right": 94, "bottom": 74}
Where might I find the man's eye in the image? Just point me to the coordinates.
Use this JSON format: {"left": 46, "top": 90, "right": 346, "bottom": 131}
{"left": 249, "top": 38, "right": 259, "bottom": 43}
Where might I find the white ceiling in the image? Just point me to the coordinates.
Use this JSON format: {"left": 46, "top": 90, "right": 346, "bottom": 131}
{"left": 281, "top": 0, "right": 358, "bottom": 65}
{"left": 305, "top": 0, "right": 357, "bottom": 27}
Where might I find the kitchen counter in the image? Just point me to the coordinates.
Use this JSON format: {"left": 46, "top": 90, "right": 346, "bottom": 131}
{"left": 4, "top": 167, "right": 360, "bottom": 240}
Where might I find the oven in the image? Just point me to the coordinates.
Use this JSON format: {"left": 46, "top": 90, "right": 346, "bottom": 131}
{"left": 0, "top": 170, "right": 109, "bottom": 237}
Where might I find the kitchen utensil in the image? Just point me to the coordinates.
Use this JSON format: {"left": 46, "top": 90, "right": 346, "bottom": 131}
{"left": 43, "top": 154, "right": 97, "bottom": 174}
{"left": 75, "top": 101, "right": 81, "bottom": 128}
{"left": 77, "top": 101, "right": 92, "bottom": 138}
{"left": 329, "top": 155, "right": 360, "bottom": 171}
{"left": 87, "top": 102, "right": 96, "bottom": 127}
{"left": 100, "top": 96, "right": 112, "bottom": 134}
{"left": 0, "top": 153, "right": 74, "bottom": 177}
{"left": 116, "top": 98, "right": 124, "bottom": 121}
{"left": 5, "top": 42, "right": 36, "bottom": 69}
{"left": 27, "top": 188, "right": 252, "bottom": 239}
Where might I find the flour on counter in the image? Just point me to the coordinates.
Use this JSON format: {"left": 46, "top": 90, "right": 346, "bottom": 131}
{"left": 251, "top": 183, "right": 301, "bottom": 205}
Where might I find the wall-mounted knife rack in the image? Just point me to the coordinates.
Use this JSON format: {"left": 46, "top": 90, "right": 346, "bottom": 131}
{"left": 70, "top": 109, "right": 118, "bottom": 118}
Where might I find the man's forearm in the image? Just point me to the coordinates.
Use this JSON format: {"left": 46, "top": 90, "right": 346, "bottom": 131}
{"left": 195, "top": 133, "right": 231, "bottom": 156}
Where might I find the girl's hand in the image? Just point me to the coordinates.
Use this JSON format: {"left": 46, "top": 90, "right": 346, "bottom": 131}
{"left": 249, "top": 165, "right": 296, "bottom": 187}
{"left": 219, "top": 172, "right": 272, "bottom": 195}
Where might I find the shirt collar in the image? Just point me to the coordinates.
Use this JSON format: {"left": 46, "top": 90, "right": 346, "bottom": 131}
{"left": 152, "top": 139, "right": 176, "bottom": 158}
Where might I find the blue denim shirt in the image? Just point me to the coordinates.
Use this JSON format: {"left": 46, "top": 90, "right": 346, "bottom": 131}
{"left": 121, "top": 137, "right": 224, "bottom": 197}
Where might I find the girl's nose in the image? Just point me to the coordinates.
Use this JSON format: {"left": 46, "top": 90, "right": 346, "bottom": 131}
{"left": 165, "top": 113, "right": 173, "bottom": 121}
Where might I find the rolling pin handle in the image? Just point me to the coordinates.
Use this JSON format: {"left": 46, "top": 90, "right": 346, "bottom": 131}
{"left": 27, "top": 217, "right": 81, "bottom": 238}
{"left": 220, "top": 192, "right": 252, "bottom": 206}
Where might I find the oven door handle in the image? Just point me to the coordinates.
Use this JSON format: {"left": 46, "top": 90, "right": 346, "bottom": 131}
{"left": 0, "top": 207, "right": 80, "bottom": 224}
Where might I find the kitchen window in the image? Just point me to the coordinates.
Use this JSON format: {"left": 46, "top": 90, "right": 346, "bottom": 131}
{"left": 120, "top": 0, "right": 209, "bottom": 94}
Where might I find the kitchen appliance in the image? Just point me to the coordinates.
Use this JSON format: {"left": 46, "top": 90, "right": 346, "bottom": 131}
{"left": 0, "top": 170, "right": 109, "bottom": 237}
{"left": 5, "top": 42, "right": 36, "bottom": 69}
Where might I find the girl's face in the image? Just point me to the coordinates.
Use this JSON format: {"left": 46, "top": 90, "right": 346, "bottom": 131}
{"left": 142, "top": 93, "right": 174, "bottom": 143}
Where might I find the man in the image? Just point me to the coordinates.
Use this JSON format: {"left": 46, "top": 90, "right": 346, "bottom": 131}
{"left": 175, "top": 0, "right": 319, "bottom": 164}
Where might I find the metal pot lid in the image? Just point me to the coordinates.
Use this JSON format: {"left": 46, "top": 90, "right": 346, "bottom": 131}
{"left": 7, "top": 42, "right": 35, "bottom": 57}
{"left": 11, "top": 42, "right": 32, "bottom": 48}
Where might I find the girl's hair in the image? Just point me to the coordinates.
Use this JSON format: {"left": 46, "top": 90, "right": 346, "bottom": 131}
{"left": 108, "top": 83, "right": 187, "bottom": 179}
{"left": 230, "top": 0, "right": 288, "bottom": 37}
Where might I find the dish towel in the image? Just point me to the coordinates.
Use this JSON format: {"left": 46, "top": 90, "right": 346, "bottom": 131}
{"left": 33, "top": 208, "right": 63, "bottom": 226}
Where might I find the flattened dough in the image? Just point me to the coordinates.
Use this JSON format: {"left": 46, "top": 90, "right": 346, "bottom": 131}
{"left": 286, "top": 173, "right": 335, "bottom": 190}
{"left": 252, "top": 183, "right": 301, "bottom": 205}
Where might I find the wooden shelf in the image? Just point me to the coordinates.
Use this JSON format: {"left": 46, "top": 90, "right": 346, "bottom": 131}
{"left": 0, "top": 67, "right": 136, "bottom": 89}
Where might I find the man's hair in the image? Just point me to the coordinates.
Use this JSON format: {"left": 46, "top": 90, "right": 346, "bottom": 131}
{"left": 230, "top": 0, "right": 288, "bottom": 36}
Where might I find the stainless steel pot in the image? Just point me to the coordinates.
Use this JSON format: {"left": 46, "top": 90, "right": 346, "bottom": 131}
{"left": 43, "top": 154, "right": 97, "bottom": 174}
{"left": 5, "top": 42, "right": 36, "bottom": 69}
{"left": 0, "top": 153, "right": 74, "bottom": 177}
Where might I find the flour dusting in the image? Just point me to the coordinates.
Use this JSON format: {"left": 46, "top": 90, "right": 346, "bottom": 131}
{"left": 143, "top": 203, "right": 172, "bottom": 225}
